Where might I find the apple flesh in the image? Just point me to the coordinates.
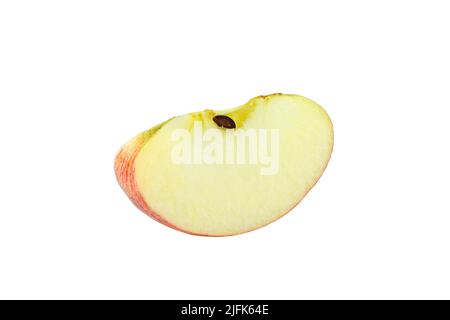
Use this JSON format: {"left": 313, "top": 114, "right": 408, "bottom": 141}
{"left": 115, "top": 94, "right": 333, "bottom": 236}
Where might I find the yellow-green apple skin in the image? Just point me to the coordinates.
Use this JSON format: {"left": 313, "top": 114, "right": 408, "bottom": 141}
{"left": 115, "top": 94, "right": 334, "bottom": 236}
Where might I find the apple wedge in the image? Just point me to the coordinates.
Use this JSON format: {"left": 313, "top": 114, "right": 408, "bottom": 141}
{"left": 115, "top": 94, "right": 333, "bottom": 236}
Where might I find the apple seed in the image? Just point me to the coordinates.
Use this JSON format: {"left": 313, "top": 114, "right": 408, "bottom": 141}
{"left": 213, "top": 115, "right": 236, "bottom": 129}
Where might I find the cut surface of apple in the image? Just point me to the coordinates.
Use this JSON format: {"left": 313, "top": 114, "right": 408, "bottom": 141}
{"left": 115, "top": 94, "right": 333, "bottom": 236}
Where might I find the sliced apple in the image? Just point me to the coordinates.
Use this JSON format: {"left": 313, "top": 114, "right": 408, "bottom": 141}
{"left": 115, "top": 94, "right": 333, "bottom": 236}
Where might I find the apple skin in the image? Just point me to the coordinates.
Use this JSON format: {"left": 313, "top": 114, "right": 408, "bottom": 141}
{"left": 114, "top": 94, "right": 334, "bottom": 237}
{"left": 114, "top": 128, "right": 196, "bottom": 235}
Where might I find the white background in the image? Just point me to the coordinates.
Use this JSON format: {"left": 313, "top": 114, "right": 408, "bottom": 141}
{"left": 1, "top": 1, "right": 449, "bottom": 299}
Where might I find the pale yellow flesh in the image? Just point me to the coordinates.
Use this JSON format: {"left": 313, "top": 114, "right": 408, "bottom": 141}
{"left": 134, "top": 95, "right": 333, "bottom": 235}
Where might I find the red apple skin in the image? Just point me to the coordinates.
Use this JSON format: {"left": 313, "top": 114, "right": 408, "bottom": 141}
{"left": 114, "top": 131, "right": 202, "bottom": 235}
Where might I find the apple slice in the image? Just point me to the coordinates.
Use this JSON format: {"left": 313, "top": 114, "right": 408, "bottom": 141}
{"left": 115, "top": 94, "right": 333, "bottom": 236}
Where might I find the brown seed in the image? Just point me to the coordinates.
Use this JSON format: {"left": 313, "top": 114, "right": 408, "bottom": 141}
{"left": 213, "top": 115, "right": 236, "bottom": 129}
